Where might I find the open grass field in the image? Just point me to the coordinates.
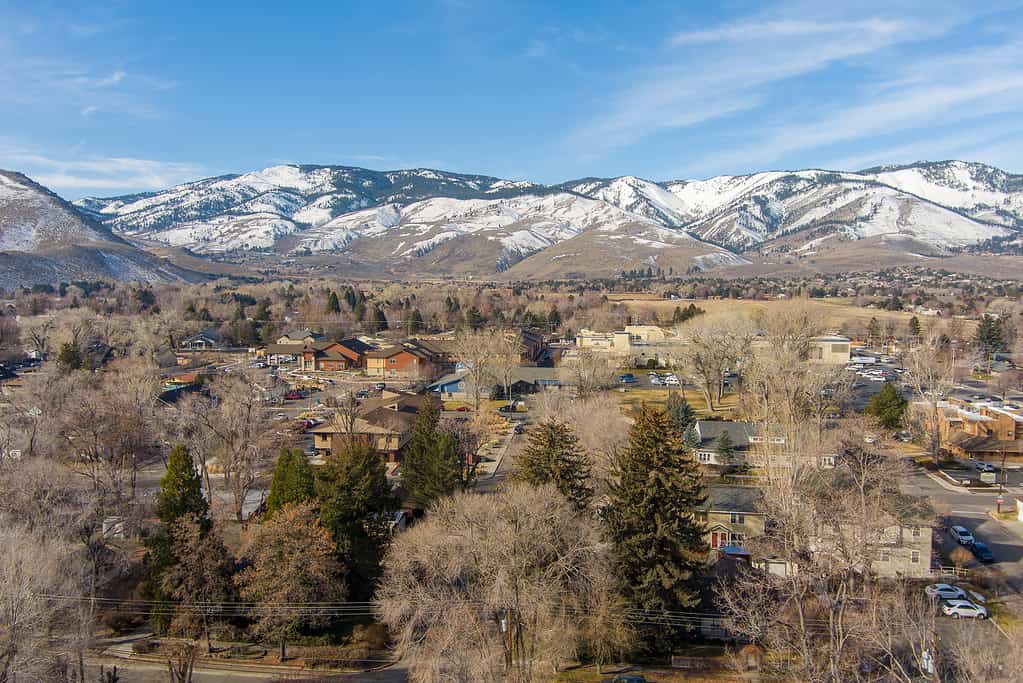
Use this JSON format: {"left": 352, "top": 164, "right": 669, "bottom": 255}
{"left": 618, "top": 297, "right": 933, "bottom": 334}
{"left": 614, "top": 387, "right": 739, "bottom": 417}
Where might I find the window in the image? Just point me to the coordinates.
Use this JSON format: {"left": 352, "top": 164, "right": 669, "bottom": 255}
{"left": 911, "top": 550, "right": 920, "bottom": 564}
{"left": 879, "top": 550, "right": 890, "bottom": 562}
{"left": 697, "top": 452, "right": 713, "bottom": 463}
{"left": 911, "top": 527, "right": 921, "bottom": 538}
{"left": 730, "top": 513, "right": 745, "bottom": 525}
{"left": 389, "top": 358, "right": 397, "bottom": 364}
{"left": 730, "top": 533, "right": 745, "bottom": 546}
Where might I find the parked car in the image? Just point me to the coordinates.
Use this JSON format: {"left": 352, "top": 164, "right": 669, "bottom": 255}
{"left": 618, "top": 373, "right": 637, "bottom": 384}
{"left": 665, "top": 376, "right": 680, "bottom": 386}
{"left": 374, "top": 382, "right": 386, "bottom": 391}
{"left": 608, "top": 676, "right": 647, "bottom": 683}
{"left": 942, "top": 600, "right": 988, "bottom": 619}
{"left": 976, "top": 462, "right": 998, "bottom": 473}
{"left": 925, "top": 583, "right": 968, "bottom": 600}
{"left": 950, "top": 526, "right": 975, "bottom": 545}
{"left": 355, "top": 390, "right": 369, "bottom": 399}
{"left": 970, "top": 541, "right": 995, "bottom": 563}
{"left": 455, "top": 406, "right": 470, "bottom": 412}
{"left": 895, "top": 431, "right": 912, "bottom": 443}
{"left": 284, "top": 390, "right": 305, "bottom": 400}
{"left": 513, "top": 424, "right": 524, "bottom": 434}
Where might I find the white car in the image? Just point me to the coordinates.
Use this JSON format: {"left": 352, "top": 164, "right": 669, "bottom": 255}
{"left": 665, "top": 377, "right": 681, "bottom": 386}
{"left": 950, "top": 526, "right": 975, "bottom": 545}
{"left": 942, "top": 600, "right": 987, "bottom": 619}
{"left": 925, "top": 583, "right": 968, "bottom": 600}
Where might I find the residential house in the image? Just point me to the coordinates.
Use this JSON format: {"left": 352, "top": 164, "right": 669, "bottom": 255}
{"left": 180, "top": 328, "right": 224, "bottom": 351}
{"left": 365, "top": 340, "right": 450, "bottom": 380}
{"left": 309, "top": 393, "right": 434, "bottom": 463}
{"left": 300, "top": 338, "right": 373, "bottom": 372}
{"left": 693, "top": 421, "right": 759, "bottom": 468}
{"left": 276, "top": 329, "right": 326, "bottom": 345}
{"left": 699, "top": 486, "right": 766, "bottom": 550}
{"left": 427, "top": 366, "right": 571, "bottom": 401}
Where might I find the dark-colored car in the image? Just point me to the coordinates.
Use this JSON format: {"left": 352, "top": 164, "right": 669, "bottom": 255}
{"left": 618, "top": 373, "right": 637, "bottom": 384}
{"left": 970, "top": 541, "right": 995, "bottom": 563}
{"left": 374, "top": 382, "right": 386, "bottom": 391}
{"left": 284, "top": 390, "right": 305, "bottom": 400}
{"left": 608, "top": 675, "right": 647, "bottom": 683}
{"left": 513, "top": 424, "right": 524, "bottom": 434}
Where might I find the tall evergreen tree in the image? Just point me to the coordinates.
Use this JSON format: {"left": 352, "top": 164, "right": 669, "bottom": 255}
{"left": 316, "top": 439, "right": 395, "bottom": 600}
{"left": 514, "top": 418, "right": 592, "bottom": 511}
{"left": 665, "top": 393, "right": 698, "bottom": 446}
{"left": 373, "top": 306, "right": 389, "bottom": 331}
{"left": 401, "top": 398, "right": 464, "bottom": 508}
{"left": 157, "top": 445, "right": 209, "bottom": 528}
{"left": 974, "top": 314, "right": 1006, "bottom": 368}
{"left": 908, "top": 315, "right": 921, "bottom": 338}
{"left": 865, "top": 382, "right": 908, "bottom": 430}
{"left": 407, "top": 308, "right": 425, "bottom": 335}
{"left": 266, "top": 448, "right": 315, "bottom": 517}
{"left": 547, "top": 307, "right": 562, "bottom": 330}
{"left": 143, "top": 444, "right": 210, "bottom": 632}
{"left": 607, "top": 406, "right": 706, "bottom": 653}
{"left": 867, "top": 317, "right": 881, "bottom": 343}
{"left": 715, "top": 431, "right": 736, "bottom": 466}
{"left": 344, "top": 287, "right": 357, "bottom": 310}
{"left": 326, "top": 291, "right": 341, "bottom": 314}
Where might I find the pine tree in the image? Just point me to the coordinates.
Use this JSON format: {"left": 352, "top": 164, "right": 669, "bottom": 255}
{"left": 56, "top": 342, "right": 83, "bottom": 371}
{"left": 401, "top": 398, "right": 464, "bottom": 508}
{"left": 266, "top": 448, "right": 315, "bottom": 517}
{"left": 547, "top": 306, "right": 562, "bottom": 330}
{"left": 407, "top": 308, "right": 425, "bottom": 335}
{"left": 316, "top": 439, "right": 395, "bottom": 600}
{"left": 867, "top": 317, "right": 881, "bottom": 343}
{"left": 144, "top": 444, "right": 210, "bottom": 632}
{"left": 344, "top": 287, "right": 357, "bottom": 310}
{"left": 514, "top": 418, "right": 592, "bottom": 511}
{"left": 865, "top": 382, "right": 908, "bottom": 431}
{"left": 326, "top": 291, "right": 341, "bottom": 314}
{"left": 607, "top": 406, "right": 706, "bottom": 653}
{"left": 715, "top": 430, "right": 736, "bottom": 465}
{"left": 373, "top": 306, "right": 389, "bottom": 332}
{"left": 157, "top": 445, "right": 209, "bottom": 528}
{"left": 908, "top": 316, "right": 921, "bottom": 338}
{"left": 665, "top": 393, "right": 697, "bottom": 445}
{"left": 974, "top": 315, "right": 1006, "bottom": 368}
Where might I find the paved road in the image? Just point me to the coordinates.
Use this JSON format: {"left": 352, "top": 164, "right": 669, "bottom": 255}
{"left": 900, "top": 468, "right": 1023, "bottom": 592}
{"left": 88, "top": 658, "right": 409, "bottom": 682}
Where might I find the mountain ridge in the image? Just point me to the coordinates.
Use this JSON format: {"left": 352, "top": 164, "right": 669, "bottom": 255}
{"left": 15, "top": 159, "right": 1023, "bottom": 280}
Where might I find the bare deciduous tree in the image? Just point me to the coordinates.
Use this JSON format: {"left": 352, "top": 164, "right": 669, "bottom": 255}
{"left": 376, "top": 483, "right": 627, "bottom": 683}
{"left": 452, "top": 328, "right": 504, "bottom": 411}
{"left": 902, "top": 332, "right": 955, "bottom": 461}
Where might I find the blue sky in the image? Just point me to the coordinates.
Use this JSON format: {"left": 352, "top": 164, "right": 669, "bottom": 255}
{"left": 2, "top": 0, "right": 1023, "bottom": 198}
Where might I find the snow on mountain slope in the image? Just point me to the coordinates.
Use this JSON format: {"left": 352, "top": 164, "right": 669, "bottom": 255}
{"left": 678, "top": 173, "right": 1010, "bottom": 250}
{"left": 70, "top": 160, "right": 1023, "bottom": 276}
{"left": 0, "top": 170, "right": 114, "bottom": 250}
{"left": 567, "top": 176, "right": 693, "bottom": 225}
{"left": 295, "top": 192, "right": 697, "bottom": 272}
{"left": 0, "top": 170, "right": 204, "bottom": 286}
{"left": 865, "top": 161, "right": 1023, "bottom": 228}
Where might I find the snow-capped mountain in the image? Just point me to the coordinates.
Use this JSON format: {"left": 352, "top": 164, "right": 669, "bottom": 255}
{"left": 68, "top": 160, "right": 1023, "bottom": 277}
{"left": 0, "top": 170, "right": 203, "bottom": 287}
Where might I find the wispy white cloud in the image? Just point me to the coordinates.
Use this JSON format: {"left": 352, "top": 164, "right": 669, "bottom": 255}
{"left": 0, "top": 147, "right": 204, "bottom": 196}
{"left": 670, "top": 18, "right": 907, "bottom": 46}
